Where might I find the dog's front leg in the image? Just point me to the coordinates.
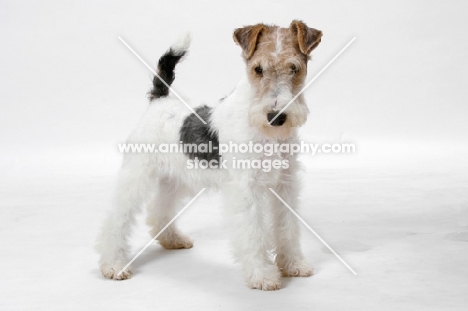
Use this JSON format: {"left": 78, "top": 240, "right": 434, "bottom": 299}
{"left": 271, "top": 170, "right": 313, "bottom": 277}
{"left": 224, "top": 177, "right": 282, "bottom": 291}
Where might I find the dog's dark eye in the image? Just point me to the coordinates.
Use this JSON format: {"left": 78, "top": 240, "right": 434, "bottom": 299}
{"left": 291, "top": 64, "right": 298, "bottom": 74}
{"left": 254, "top": 66, "right": 263, "bottom": 75}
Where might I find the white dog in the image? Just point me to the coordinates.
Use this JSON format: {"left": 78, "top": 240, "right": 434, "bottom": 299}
{"left": 96, "top": 20, "right": 322, "bottom": 290}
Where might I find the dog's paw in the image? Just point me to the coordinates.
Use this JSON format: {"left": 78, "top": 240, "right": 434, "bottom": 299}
{"left": 100, "top": 263, "right": 132, "bottom": 280}
{"left": 280, "top": 259, "right": 313, "bottom": 277}
{"left": 159, "top": 233, "right": 194, "bottom": 249}
{"left": 246, "top": 266, "right": 282, "bottom": 291}
{"left": 248, "top": 277, "right": 282, "bottom": 291}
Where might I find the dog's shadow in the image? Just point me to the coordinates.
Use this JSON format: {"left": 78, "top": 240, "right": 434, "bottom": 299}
{"left": 91, "top": 242, "right": 297, "bottom": 291}
{"left": 129, "top": 246, "right": 295, "bottom": 291}
{"left": 131, "top": 246, "right": 170, "bottom": 269}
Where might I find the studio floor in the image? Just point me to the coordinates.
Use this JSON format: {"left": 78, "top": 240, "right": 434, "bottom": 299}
{"left": 1, "top": 145, "right": 467, "bottom": 310}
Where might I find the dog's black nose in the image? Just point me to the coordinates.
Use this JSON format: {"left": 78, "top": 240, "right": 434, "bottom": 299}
{"left": 267, "top": 113, "right": 287, "bottom": 126}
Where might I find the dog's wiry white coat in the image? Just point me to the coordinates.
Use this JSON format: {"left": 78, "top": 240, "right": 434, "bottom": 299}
{"left": 96, "top": 22, "right": 322, "bottom": 290}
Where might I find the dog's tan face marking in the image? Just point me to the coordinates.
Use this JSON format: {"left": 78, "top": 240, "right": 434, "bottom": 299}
{"left": 234, "top": 20, "right": 322, "bottom": 140}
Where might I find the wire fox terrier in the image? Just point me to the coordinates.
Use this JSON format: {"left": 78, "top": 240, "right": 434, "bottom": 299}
{"left": 96, "top": 20, "right": 322, "bottom": 290}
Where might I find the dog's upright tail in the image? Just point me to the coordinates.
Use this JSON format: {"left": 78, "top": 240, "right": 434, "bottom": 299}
{"left": 149, "top": 32, "right": 191, "bottom": 101}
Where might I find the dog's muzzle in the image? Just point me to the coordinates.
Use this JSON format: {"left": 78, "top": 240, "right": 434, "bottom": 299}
{"left": 267, "top": 113, "right": 287, "bottom": 126}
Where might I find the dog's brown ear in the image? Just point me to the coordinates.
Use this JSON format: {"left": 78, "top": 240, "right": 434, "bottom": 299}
{"left": 290, "top": 20, "right": 322, "bottom": 55}
{"left": 233, "top": 24, "right": 265, "bottom": 59}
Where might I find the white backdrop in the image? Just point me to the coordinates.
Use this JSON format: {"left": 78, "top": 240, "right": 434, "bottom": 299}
{"left": 1, "top": 1, "right": 467, "bottom": 310}
{"left": 2, "top": 0, "right": 467, "bottom": 153}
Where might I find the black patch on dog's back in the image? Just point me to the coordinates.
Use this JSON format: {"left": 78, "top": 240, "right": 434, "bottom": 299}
{"left": 180, "top": 105, "right": 219, "bottom": 162}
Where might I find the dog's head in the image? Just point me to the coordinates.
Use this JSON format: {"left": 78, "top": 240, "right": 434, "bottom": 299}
{"left": 234, "top": 20, "right": 322, "bottom": 140}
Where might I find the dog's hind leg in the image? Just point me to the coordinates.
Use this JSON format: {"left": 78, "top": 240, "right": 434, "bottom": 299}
{"left": 145, "top": 179, "right": 194, "bottom": 249}
{"left": 95, "top": 156, "right": 156, "bottom": 280}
